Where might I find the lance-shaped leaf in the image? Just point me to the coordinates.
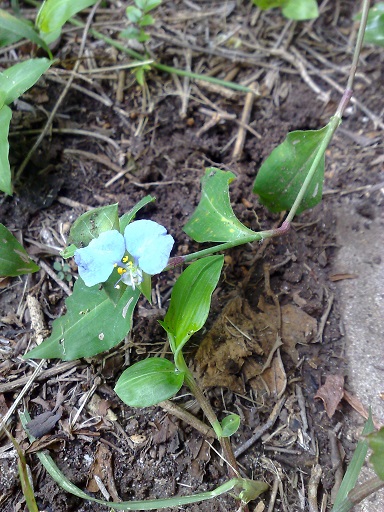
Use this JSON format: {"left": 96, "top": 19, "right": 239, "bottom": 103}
{"left": 119, "top": 195, "right": 155, "bottom": 231}
{"left": 253, "top": 126, "right": 329, "bottom": 214}
{"left": 36, "top": 0, "right": 97, "bottom": 35}
{"left": 160, "top": 256, "right": 223, "bottom": 351}
{"left": 0, "top": 224, "right": 39, "bottom": 276}
{"left": 0, "top": 106, "right": 12, "bottom": 195}
{"left": 0, "top": 9, "right": 52, "bottom": 56}
{"left": 24, "top": 278, "right": 140, "bottom": 360}
{"left": 115, "top": 358, "right": 185, "bottom": 408}
{"left": 68, "top": 204, "right": 119, "bottom": 248}
{"left": 0, "top": 58, "right": 52, "bottom": 108}
{"left": 184, "top": 168, "right": 255, "bottom": 243}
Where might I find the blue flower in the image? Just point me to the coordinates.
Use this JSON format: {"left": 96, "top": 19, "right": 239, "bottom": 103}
{"left": 124, "top": 220, "right": 174, "bottom": 276}
{"left": 74, "top": 220, "right": 174, "bottom": 288}
{"left": 74, "top": 230, "right": 125, "bottom": 287}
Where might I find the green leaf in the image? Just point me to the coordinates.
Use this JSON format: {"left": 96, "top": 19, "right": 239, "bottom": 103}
{"left": 115, "top": 358, "right": 185, "bottom": 408}
{"left": 184, "top": 168, "right": 256, "bottom": 242}
{"left": 0, "top": 58, "right": 52, "bottom": 108}
{"left": 252, "top": 0, "right": 285, "bottom": 9}
{"left": 24, "top": 278, "right": 140, "bottom": 360}
{"left": 119, "top": 195, "right": 155, "bottom": 231}
{"left": 61, "top": 243, "right": 77, "bottom": 259}
{"left": 0, "top": 105, "right": 12, "bottom": 195}
{"left": 161, "top": 256, "right": 224, "bottom": 351}
{"left": 368, "top": 427, "right": 384, "bottom": 480}
{"left": 253, "top": 126, "right": 329, "bottom": 214}
{"left": 139, "top": 14, "right": 155, "bottom": 27}
{"left": 125, "top": 5, "right": 143, "bottom": 23}
{"left": 139, "top": 271, "right": 152, "bottom": 302}
{"left": 332, "top": 413, "right": 375, "bottom": 511}
{"left": 136, "top": 0, "right": 162, "bottom": 13}
{"left": 126, "top": 6, "right": 142, "bottom": 23}
{"left": 252, "top": 0, "right": 319, "bottom": 20}
{"left": 0, "top": 9, "right": 52, "bottom": 56}
{"left": 221, "top": 414, "right": 241, "bottom": 438}
{"left": 363, "top": 3, "right": 384, "bottom": 47}
{"left": 36, "top": 0, "right": 98, "bottom": 35}
{"left": 137, "top": 29, "right": 150, "bottom": 43}
{"left": 0, "top": 223, "right": 39, "bottom": 276}
{"left": 282, "top": 0, "right": 318, "bottom": 20}
{"left": 67, "top": 204, "right": 119, "bottom": 247}
{"left": 120, "top": 26, "right": 142, "bottom": 40}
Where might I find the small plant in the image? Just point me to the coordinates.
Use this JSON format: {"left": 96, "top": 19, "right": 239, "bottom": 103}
{"left": 53, "top": 260, "right": 73, "bottom": 283}
{"left": 1, "top": 0, "right": 381, "bottom": 510}
{"left": 120, "top": 0, "right": 162, "bottom": 43}
{"left": 252, "top": 0, "right": 319, "bottom": 20}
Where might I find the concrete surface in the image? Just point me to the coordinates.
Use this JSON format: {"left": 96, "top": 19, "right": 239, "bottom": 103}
{"left": 334, "top": 199, "right": 384, "bottom": 511}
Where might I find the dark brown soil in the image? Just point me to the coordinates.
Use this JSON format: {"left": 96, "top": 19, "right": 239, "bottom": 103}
{"left": 0, "top": 1, "right": 383, "bottom": 511}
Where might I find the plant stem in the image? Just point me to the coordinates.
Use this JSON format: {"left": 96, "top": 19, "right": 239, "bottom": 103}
{"left": 166, "top": 222, "right": 290, "bottom": 269}
{"left": 284, "top": 0, "right": 370, "bottom": 222}
{"left": 66, "top": 19, "right": 254, "bottom": 94}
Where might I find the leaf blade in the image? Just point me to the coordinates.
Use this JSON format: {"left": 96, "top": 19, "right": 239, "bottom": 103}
{"left": 184, "top": 168, "right": 255, "bottom": 243}
{"left": 115, "top": 358, "right": 185, "bottom": 407}
{"left": 0, "top": 223, "right": 39, "bottom": 276}
{"left": 253, "top": 126, "right": 329, "bottom": 214}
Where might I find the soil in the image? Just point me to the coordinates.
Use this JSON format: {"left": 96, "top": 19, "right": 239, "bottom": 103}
{"left": 0, "top": 1, "right": 383, "bottom": 511}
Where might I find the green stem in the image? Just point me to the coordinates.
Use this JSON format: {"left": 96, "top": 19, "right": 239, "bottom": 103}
{"left": 284, "top": 0, "right": 370, "bottom": 223}
{"left": 166, "top": 223, "right": 290, "bottom": 270}
{"left": 67, "top": 19, "right": 253, "bottom": 94}
{"left": 174, "top": 350, "right": 243, "bottom": 481}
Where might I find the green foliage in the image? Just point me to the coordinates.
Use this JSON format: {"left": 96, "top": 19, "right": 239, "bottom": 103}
{"left": 253, "top": 125, "right": 329, "bottom": 214}
{"left": 36, "top": 0, "right": 98, "bottom": 43}
{"left": 184, "top": 168, "right": 256, "bottom": 243}
{"left": 120, "top": 195, "right": 155, "bottom": 231}
{"left": 53, "top": 260, "right": 72, "bottom": 282}
{"left": 332, "top": 414, "right": 375, "bottom": 511}
{"left": 368, "top": 427, "right": 384, "bottom": 480}
{"left": 160, "top": 256, "right": 224, "bottom": 353}
{"left": 0, "top": 224, "right": 40, "bottom": 277}
{"left": 120, "top": 0, "right": 162, "bottom": 44}
{"left": 0, "top": 106, "right": 12, "bottom": 195}
{"left": 252, "top": 0, "right": 319, "bottom": 20}
{"left": 0, "top": 58, "right": 52, "bottom": 195}
{"left": 0, "top": 9, "right": 51, "bottom": 54}
{"left": 363, "top": 3, "right": 384, "bottom": 47}
{"left": 115, "top": 358, "right": 185, "bottom": 407}
{"left": 67, "top": 204, "right": 119, "bottom": 247}
{"left": 0, "top": 58, "right": 52, "bottom": 109}
{"left": 221, "top": 414, "right": 241, "bottom": 437}
{"left": 24, "top": 279, "right": 140, "bottom": 360}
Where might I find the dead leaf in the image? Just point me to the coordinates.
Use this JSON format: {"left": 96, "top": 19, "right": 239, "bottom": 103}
{"left": 87, "top": 442, "right": 120, "bottom": 501}
{"left": 195, "top": 297, "right": 316, "bottom": 392}
{"left": 314, "top": 375, "right": 344, "bottom": 418}
{"left": 257, "top": 349, "right": 287, "bottom": 397}
{"left": 343, "top": 390, "right": 383, "bottom": 430}
{"left": 25, "top": 408, "right": 62, "bottom": 438}
{"left": 280, "top": 304, "right": 317, "bottom": 362}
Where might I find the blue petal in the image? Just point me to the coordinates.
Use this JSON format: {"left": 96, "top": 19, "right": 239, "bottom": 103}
{"left": 124, "top": 220, "right": 174, "bottom": 275}
{"left": 74, "top": 230, "right": 125, "bottom": 287}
